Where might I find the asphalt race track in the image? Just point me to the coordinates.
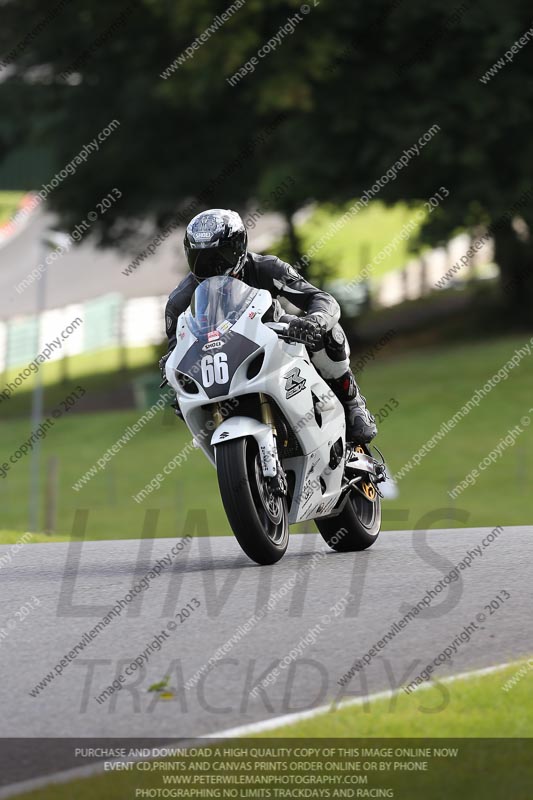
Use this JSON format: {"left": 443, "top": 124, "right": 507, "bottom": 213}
{"left": 0, "top": 527, "right": 531, "bottom": 789}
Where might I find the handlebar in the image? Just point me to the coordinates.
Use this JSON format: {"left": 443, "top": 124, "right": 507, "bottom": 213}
{"left": 265, "top": 321, "right": 290, "bottom": 334}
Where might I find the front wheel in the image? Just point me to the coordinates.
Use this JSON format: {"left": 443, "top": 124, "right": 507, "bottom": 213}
{"left": 315, "top": 482, "right": 381, "bottom": 552}
{"left": 216, "top": 437, "right": 289, "bottom": 565}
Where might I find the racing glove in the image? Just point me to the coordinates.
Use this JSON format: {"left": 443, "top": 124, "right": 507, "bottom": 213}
{"left": 287, "top": 314, "right": 327, "bottom": 352}
{"left": 159, "top": 353, "right": 184, "bottom": 419}
{"left": 171, "top": 399, "right": 184, "bottom": 421}
{"left": 159, "top": 352, "right": 170, "bottom": 386}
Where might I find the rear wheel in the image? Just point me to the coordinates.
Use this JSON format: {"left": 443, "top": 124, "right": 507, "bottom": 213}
{"left": 216, "top": 437, "right": 289, "bottom": 565}
{"left": 315, "top": 477, "right": 381, "bottom": 552}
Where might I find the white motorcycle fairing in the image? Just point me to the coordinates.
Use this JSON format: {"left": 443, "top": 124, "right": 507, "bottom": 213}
{"left": 211, "top": 417, "right": 278, "bottom": 478}
{"left": 165, "top": 278, "right": 348, "bottom": 524}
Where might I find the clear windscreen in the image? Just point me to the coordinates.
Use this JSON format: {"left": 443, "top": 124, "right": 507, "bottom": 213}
{"left": 186, "top": 276, "right": 257, "bottom": 342}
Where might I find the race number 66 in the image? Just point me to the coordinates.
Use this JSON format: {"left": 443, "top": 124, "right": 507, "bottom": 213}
{"left": 201, "top": 352, "right": 229, "bottom": 386}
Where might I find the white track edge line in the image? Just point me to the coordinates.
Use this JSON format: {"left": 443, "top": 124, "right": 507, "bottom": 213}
{"left": 203, "top": 659, "right": 519, "bottom": 739}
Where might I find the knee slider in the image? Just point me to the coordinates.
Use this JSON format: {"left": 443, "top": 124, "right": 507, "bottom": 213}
{"left": 324, "top": 325, "right": 348, "bottom": 362}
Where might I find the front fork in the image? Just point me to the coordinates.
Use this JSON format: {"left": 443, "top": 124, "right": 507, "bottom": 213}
{"left": 259, "top": 393, "right": 287, "bottom": 495}
{"left": 210, "top": 395, "right": 287, "bottom": 495}
{"left": 211, "top": 404, "right": 224, "bottom": 428}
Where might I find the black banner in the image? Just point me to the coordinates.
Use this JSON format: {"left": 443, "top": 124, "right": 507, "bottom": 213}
{"left": 1, "top": 738, "right": 532, "bottom": 798}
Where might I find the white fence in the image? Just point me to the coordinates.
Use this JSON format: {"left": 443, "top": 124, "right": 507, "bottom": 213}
{"left": 0, "top": 293, "right": 167, "bottom": 373}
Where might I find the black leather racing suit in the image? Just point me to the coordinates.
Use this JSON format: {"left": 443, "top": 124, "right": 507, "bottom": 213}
{"left": 165, "top": 252, "right": 352, "bottom": 380}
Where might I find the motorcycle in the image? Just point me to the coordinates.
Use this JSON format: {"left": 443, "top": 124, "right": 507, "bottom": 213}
{"left": 165, "top": 275, "right": 386, "bottom": 565}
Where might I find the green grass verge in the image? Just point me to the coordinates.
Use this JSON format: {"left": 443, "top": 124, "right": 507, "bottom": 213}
{"left": 1, "top": 345, "right": 157, "bottom": 398}
{"left": 0, "top": 531, "right": 70, "bottom": 544}
{"left": 0, "top": 334, "right": 531, "bottom": 538}
{"left": 0, "top": 190, "right": 25, "bottom": 224}
{"left": 297, "top": 200, "right": 427, "bottom": 282}
{"left": 0, "top": 345, "right": 161, "bottom": 423}
{"left": 10, "top": 662, "right": 533, "bottom": 799}
{"left": 266, "top": 662, "right": 533, "bottom": 737}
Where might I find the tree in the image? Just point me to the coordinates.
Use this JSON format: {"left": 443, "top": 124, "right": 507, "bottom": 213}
{"left": 279, "top": 0, "right": 533, "bottom": 317}
{"left": 1, "top": 0, "right": 532, "bottom": 317}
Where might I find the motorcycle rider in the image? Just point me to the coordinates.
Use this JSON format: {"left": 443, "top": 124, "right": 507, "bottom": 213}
{"left": 161, "top": 209, "right": 377, "bottom": 443}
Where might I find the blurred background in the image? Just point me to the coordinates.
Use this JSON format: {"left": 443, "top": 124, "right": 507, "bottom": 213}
{"left": 0, "top": 0, "right": 532, "bottom": 540}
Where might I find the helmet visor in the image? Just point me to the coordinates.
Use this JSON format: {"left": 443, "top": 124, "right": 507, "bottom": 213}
{"left": 188, "top": 245, "right": 239, "bottom": 278}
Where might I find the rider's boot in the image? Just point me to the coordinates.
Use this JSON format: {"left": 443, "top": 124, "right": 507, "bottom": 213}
{"left": 327, "top": 370, "right": 377, "bottom": 443}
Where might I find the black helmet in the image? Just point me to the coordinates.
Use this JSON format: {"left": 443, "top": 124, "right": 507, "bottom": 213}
{"left": 184, "top": 209, "right": 248, "bottom": 279}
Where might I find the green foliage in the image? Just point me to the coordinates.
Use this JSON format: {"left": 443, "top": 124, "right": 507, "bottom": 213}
{"left": 1, "top": 1, "right": 532, "bottom": 303}
{"left": 0, "top": 190, "right": 24, "bottom": 223}
{"left": 297, "top": 201, "right": 428, "bottom": 283}
{"left": 147, "top": 675, "right": 170, "bottom": 693}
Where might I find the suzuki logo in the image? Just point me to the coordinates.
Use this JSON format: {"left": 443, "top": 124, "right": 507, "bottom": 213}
{"left": 284, "top": 367, "right": 306, "bottom": 399}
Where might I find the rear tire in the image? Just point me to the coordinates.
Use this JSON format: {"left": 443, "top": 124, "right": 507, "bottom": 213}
{"left": 315, "top": 487, "right": 381, "bottom": 552}
{"left": 216, "top": 437, "right": 289, "bottom": 565}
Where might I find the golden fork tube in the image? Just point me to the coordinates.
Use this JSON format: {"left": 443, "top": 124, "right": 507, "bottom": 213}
{"left": 212, "top": 404, "right": 223, "bottom": 427}
{"left": 259, "top": 393, "right": 277, "bottom": 435}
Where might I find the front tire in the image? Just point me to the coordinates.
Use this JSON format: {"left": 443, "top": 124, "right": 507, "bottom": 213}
{"left": 315, "top": 485, "right": 381, "bottom": 552}
{"left": 216, "top": 437, "right": 289, "bottom": 565}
